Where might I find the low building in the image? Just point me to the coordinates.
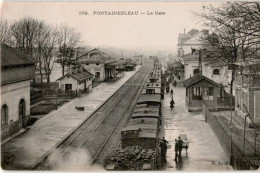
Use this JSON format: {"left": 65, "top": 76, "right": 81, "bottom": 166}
{"left": 77, "top": 48, "right": 124, "bottom": 81}
{"left": 183, "top": 74, "right": 220, "bottom": 112}
{"left": 234, "top": 60, "right": 260, "bottom": 127}
{"left": 1, "top": 44, "right": 36, "bottom": 141}
{"left": 57, "top": 67, "right": 94, "bottom": 93}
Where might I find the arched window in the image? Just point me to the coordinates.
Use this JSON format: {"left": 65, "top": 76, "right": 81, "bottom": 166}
{"left": 194, "top": 69, "right": 200, "bottom": 75}
{"left": 213, "top": 69, "right": 220, "bottom": 75}
{"left": 1, "top": 104, "right": 8, "bottom": 126}
{"left": 19, "top": 99, "right": 26, "bottom": 127}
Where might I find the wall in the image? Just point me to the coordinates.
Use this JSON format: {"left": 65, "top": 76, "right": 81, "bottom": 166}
{"left": 184, "top": 60, "right": 198, "bottom": 80}
{"left": 235, "top": 86, "right": 260, "bottom": 121}
{"left": 202, "top": 65, "right": 231, "bottom": 86}
{"left": 82, "top": 63, "right": 105, "bottom": 81}
{"left": 58, "top": 76, "right": 93, "bottom": 92}
{"left": 58, "top": 76, "right": 78, "bottom": 91}
{"left": 1, "top": 80, "right": 31, "bottom": 140}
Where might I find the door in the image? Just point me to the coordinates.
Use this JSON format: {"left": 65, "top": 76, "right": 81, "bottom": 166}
{"left": 19, "top": 99, "right": 26, "bottom": 127}
{"left": 65, "top": 84, "right": 72, "bottom": 92}
{"left": 95, "top": 72, "right": 100, "bottom": 80}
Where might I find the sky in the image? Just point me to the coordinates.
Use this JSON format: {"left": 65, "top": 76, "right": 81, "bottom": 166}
{"left": 0, "top": 1, "right": 223, "bottom": 54}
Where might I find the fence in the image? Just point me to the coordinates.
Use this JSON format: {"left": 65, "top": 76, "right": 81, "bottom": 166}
{"left": 206, "top": 107, "right": 260, "bottom": 169}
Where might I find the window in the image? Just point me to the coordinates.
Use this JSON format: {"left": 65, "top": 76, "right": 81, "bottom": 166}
{"left": 146, "top": 89, "right": 155, "bottom": 94}
{"left": 86, "top": 63, "right": 89, "bottom": 65}
{"left": 192, "top": 87, "right": 202, "bottom": 100}
{"left": 208, "top": 87, "right": 214, "bottom": 101}
{"left": 194, "top": 69, "right": 200, "bottom": 75}
{"left": 213, "top": 69, "right": 220, "bottom": 75}
{"left": 1, "top": 104, "right": 8, "bottom": 126}
{"left": 96, "top": 63, "right": 99, "bottom": 65}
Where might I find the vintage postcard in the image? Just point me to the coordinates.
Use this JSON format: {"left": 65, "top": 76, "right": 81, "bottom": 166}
{"left": 0, "top": 0, "right": 259, "bottom": 172}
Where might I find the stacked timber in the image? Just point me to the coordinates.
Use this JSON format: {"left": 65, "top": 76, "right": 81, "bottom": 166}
{"left": 106, "top": 146, "right": 156, "bottom": 170}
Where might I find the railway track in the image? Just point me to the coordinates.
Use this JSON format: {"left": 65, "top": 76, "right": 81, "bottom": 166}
{"left": 36, "top": 63, "right": 152, "bottom": 170}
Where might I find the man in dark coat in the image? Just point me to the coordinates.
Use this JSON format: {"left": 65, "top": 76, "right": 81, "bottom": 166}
{"left": 178, "top": 136, "right": 183, "bottom": 157}
{"left": 170, "top": 99, "right": 175, "bottom": 110}
{"left": 160, "top": 137, "right": 168, "bottom": 159}
{"left": 174, "top": 139, "right": 179, "bottom": 161}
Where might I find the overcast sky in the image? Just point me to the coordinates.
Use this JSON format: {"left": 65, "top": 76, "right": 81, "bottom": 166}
{"left": 1, "top": 1, "right": 222, "bottom": 53}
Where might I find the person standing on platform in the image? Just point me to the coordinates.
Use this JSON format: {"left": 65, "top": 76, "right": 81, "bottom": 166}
{"left": 174, "top": 139, "right": 179, "bottom": 161}
{"left": 177, "top": 136, "right": 183, "bottom": 157}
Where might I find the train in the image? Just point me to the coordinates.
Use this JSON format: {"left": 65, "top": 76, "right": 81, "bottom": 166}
{"left": 105, "top": 60, "right": 165, "bottom": 171}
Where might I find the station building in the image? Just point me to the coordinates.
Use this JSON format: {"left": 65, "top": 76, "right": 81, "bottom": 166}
{"left": 76, "top": 48, "right": 124, "bottom": 81}
{"left": 56, "top": 67, "right": 94, "bottom": 93}
{"left": 183, "top": 74, "right": 221, "bottom": 112}
{"left": 1, "top": 44, "right": 36, "bottom": 141}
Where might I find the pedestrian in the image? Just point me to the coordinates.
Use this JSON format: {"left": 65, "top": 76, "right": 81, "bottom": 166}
{"left": 170, "top": 89, "right": 173, "bottom": 98}
{"left": 174, "top": 139, "right": 179, "bottom": 161}
{"left": 178, "top": 136, "right": 183, "bottom": 157}
{"left": 170, "top": 98, "right": 175, "bottom": 110}
{"left": 160, "top": 137, "right": 168, "bottom": 159}
{"left": 174, "top": 80, "right": 177, "bottom": 87}
{"left": 166, "top": 87, "right": 169, "bottom": 94}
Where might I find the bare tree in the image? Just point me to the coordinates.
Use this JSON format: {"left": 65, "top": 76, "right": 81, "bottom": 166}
{"left": 196, "top": 2, "right": 260, "bottom": 95}
{"left": 0, "top": 19, "right": 13, "bottom": 45}
{"left": 10, "top": 17, "right": 39, "bottom": 55}
{"left": 42, "top": 27, "right": 58, "bottom": 84}
{"left": 57, "top": 24, "right": 81, "bottom": 76}
{"left": 33, "top": 21, "right": 50, "bottom": 83}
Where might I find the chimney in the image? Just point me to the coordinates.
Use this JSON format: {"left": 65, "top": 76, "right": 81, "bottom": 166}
{"left": 184, "top": 28, "right": 186, "bottom": 34}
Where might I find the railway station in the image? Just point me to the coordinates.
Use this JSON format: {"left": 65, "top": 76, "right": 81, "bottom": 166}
{"left": 1, "top": 1, "right": 260, "bottom": 172}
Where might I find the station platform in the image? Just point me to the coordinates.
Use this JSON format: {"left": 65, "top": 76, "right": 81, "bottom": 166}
{"left": 1, "top": 66, "right": 141, "bottom": 170}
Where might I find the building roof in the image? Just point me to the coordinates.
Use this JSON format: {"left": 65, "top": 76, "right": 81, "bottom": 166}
{"left": 57, "top": 67, "right": 94, "bottom": 81}
{"left": 168, "top": 59, "right": 183, "bottom": 68}
{"left": 1, "top": 44, "right": 36, "bottom": 67}
{"left": 183, "top": 74, "right": 220, "bottom": 87}
{"left": 77, "top": 48, "right": 117, "bottom": 64}
{"left": 137, "top": 94, "right": 161, "bottom": 104}
{"left": 107, "top": 60, "right": 125, "bottom": 66}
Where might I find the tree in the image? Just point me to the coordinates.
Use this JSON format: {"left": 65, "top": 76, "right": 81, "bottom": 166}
{"left": 0, "top": 19, "right": 13, "bottom": 45}
{"left": 33, "top": 21, "right": 50, "bottom": 83}
{"left": 196, "top": 2, "right": 260, "bottom": 95}
{"left": 57, "top": 24, "right": 81, "bottom": 76}
{"left": 10, "top": 17, "right": 39, "bottom": 55}
{"left": 42, "top": 27, "right": 58, "bottom": 84}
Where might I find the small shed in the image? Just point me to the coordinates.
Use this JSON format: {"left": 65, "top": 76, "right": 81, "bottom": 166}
{"left": 57, "top": 68, "right": 94, "bottom": 93}
{"left": 183, "top": 74, "right": 220, "bottom": 112}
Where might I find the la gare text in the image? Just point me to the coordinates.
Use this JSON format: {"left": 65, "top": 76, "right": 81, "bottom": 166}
{"left": 78, "top": 11, "right": 166, "bottom": 16}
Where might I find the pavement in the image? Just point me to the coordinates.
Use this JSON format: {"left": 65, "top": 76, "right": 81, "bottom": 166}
{"left": 1, "top": 66, "right": 141, "bottom": 170}
{"left": 161, "top": 84, "right": 233, "bottom": 171}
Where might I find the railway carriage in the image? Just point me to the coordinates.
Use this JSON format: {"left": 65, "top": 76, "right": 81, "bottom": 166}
{"left": 121, "top": 118, "right": 159, "bottom": 149}
{"left": 136, "top": 94, "right": 161, "bottom": 107}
